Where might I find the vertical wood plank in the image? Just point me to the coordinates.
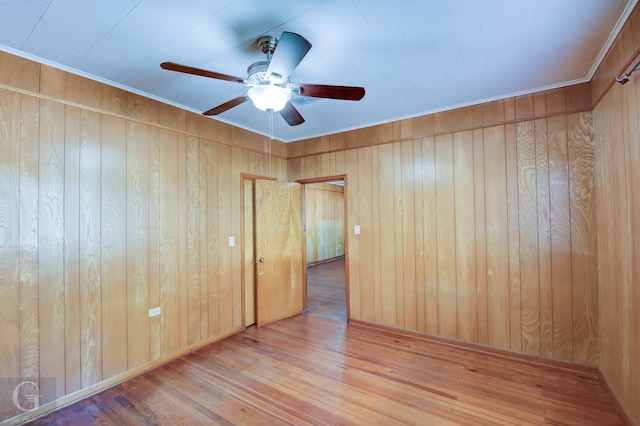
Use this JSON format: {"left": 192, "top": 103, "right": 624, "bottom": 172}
{"left": 547, "top": 115, "right": 573, "bottom": 361}
{"left": 358, "top": 147, "right": 374, "bottom": 322}
{"left": 595, "top": 94, "right": 620, "bottom": 390}
{"left": 230, "top": 147, "right": 242, "bottom": 329}
{"left": 517, "top": 120, "right": 540, "bottom": 356}
{"left": 79, "top": 109, "right": 102, "bottom": 387}
{"left": 504, "top": 124, "right": 522, "bottom": 352}
{"left": 186, "top": 136, "right": 201, "bottom": 345}
{"left": 218, "top": 144, "right": 233, "bottom": 333}
{"left": 100, "top": 115, "right": 128, "bottom": 378}
{"left": 126, "top": 122, "right": 150, "bottom": 368}
{"left": 568, "top": 112, "right": 598, "bottom": 366}
{"left": 392, "top": 143, "right": 404, "bottom": 327}
{"left": 64, "top": 105, "right": 81, "bottom": 393}
{"left": 413, "top": 140, "right": 426, "bottom": 332}
{"left": 199, "top": 139, "right": 210, "bottom": 339}
{"left": 435, "top": 134, "right": 456, "bottom": 339}
{"left": 158, "top": 129, "right": 180, "bottom": 356}
{"left": 618, "top": 84, "right": 633, "bottom": 406}
{"left": 421, "top": 137, "right": 438, "bottom": 335}
{"left": 473, "top": 130, "right": 488, "bottom": 345}
{"left": 19, "top": 95, "right": 40, "bottom": 391}
{"left": 535, "top": 119, "right": 553, "bottom": 359}
{"left": 0, "top": 90, "right": 22, "bottom": 419}
{"left": 206, "top": 141, "right": 219, "bottom": 336}
{"left": 38, "top": 99, "right": 66, "bottom": 401}
{"left": 400, "top": 141, "right": 416, "bottom": 329}
{"left": 378, "top": 144, "right": 396, "bottom": 326}
{"left": 345, "top": 149, "right": 360, "bottom": 320}
{"left": 483, "top": 126, "right": 510, "bottom": 349}
{"left": 0, "top": 51, "right": 23, "bottom": 87}
{"left": 148, "top": 127, "right": 161, "bottom": 361}
{"left": 453, "top": 131, "right": 476, "bottom": 342}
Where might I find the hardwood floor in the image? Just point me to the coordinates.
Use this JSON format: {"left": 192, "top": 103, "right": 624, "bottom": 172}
{"left": 306, "top": 257, "right": 347, "bottom": 321}
{"left": 26, "top": 259, "right": 625, "bottom": 425}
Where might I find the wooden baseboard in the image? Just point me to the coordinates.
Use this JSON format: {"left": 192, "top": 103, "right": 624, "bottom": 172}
{"left": 598, "top": 368, "right": 636, "bottom": 426}
{"left": 349, "top": 319, "right": 599, "bottom": 375}
{"left": 5, "top": 326, "right": 244, "bottom": 426}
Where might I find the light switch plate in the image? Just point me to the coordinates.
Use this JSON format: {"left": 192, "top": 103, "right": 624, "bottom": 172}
{"left": 148, "top": 307, "right": 161, "bottom": 317}
{"left": 229, "top": 236, "right": 235, "bottom": 247}
{"left": 354, "top": 225, "right": 361, "bottom": 235}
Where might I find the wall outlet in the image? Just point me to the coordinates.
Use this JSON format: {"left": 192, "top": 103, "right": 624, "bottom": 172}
{"left": 354, "top": 224, "right": 361, "bottom": 235}
{"left": 148, "top": 307, "right": 161, "bottom": 317}
{"left": 229, "top": 236, "right": 235, "bottom": 247}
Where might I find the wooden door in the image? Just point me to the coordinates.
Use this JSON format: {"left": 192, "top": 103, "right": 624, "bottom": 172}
{"left": 243, "top": 179, "right": 256, "bottom": 326}
{"left": 255, "top": 180, "right": 303, "bottom": 327}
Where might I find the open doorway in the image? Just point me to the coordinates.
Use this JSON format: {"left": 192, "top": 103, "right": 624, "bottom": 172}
{"left": 300, "top": 177, "right": 349, "bottom": 322}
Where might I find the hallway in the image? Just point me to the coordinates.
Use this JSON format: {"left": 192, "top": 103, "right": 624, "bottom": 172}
{"left": 305, "top": 258, "right": 346, "bottom": 321}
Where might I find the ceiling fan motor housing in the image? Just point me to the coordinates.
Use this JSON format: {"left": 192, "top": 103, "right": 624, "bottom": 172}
{"left": 249, "top": 35, "right": 287, "bottom": 85}
{"left": 257, "top": 35, "right": 278, "bottom": 55}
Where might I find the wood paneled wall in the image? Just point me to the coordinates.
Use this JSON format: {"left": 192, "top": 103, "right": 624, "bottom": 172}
{"left": 592, "top": 4, "right": 640, "bottom": 423}
{"left": 3, "top": 4, "right": 640, "bottom": 419}
{"left": 305, "top": 183, "right": 344, "bottom": 263}
{"left": 0, "top": 53, "right": 286, "bottom": 422}
{"left": 289, "top": 93, "right": 598, "bottom": 367}
{"left": 288, "top": 84, "right": 592, "bottom": 159}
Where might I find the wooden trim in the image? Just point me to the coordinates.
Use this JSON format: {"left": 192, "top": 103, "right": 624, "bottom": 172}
{"left": 240, "top": 173, "right": 273, "bottom": 328}
{"left": 0, "top": 85, "right": 287, "bottom": 160}
{"left": 240, "top": 177, "right": 248, "bottom": 327}
{"left": 593, "top": 45, "right": 640, "bottom": 110}
{"left": 298, "top": 175, "right": 350, "bottom": 322}
{"left": 7, "top": 326, "right": 243, "bottom": 426}
{"left": 598, "top": 369, "right": 635, "bottom": 426}
{"left": 297, "top": 174, "right": 347, "bottom": 184}
{"left": 286, "top": 110, "right": 592, "bottom": 160}
{"left": 240, "top": 173, "right": 277, "bottom": 181}
{"left": 349, "top": 319, "right": 600, "bottom": 375}
{"left": 343, "top": 176, "right": 351, "bottom": 323}
{"left": 301, "top": 184, "right": 308, "bottom": 310}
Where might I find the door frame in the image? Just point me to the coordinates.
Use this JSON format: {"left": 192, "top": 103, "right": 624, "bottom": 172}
{"left": 297, "top": 174, "right": 350, "bottom": 322}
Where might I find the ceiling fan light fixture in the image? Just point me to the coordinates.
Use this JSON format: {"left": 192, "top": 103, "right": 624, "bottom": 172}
{"left": 248, "top": 84, "right": 291, "bottom": 112}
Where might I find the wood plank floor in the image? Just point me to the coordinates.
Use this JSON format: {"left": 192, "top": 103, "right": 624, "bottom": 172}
{"left": 305, "top": 258, "right": 347, "bottom": 321}
{"left": 27, "top": 259, "right": 625, "bottom": 425}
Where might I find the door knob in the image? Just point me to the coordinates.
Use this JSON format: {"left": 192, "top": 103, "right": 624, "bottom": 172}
{"left": 256, "top": 257, "right": 266, "bottom": 263}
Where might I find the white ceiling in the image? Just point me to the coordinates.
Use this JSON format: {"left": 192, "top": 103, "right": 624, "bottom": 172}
{"left": 0, "top": 0, "right": 635, "bottom": 142}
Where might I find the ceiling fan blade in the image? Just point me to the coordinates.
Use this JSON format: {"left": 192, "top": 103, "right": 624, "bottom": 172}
{"left": 267, "top": 32, "right": 312, "bottom": 81}
{"left": 296, "top": 83, "right": 365, "bottom": 101}
{"left": 161, "top": 62, "right": 244, "bottom": 84}
{"left": 203, "top": 95, "right": 250, "bottom": 116}
{"left": 279, "top": 102, "right": 305, "bottom": 126}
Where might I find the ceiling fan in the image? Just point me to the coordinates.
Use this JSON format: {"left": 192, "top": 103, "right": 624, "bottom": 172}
{"left": 160, "top": 31, "right": 365, "bottom": 126}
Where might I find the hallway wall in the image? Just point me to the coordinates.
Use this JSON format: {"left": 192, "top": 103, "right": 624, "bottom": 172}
{"left": 305, "top": 183, "right": 344, "bottom": 263}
